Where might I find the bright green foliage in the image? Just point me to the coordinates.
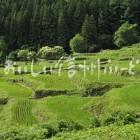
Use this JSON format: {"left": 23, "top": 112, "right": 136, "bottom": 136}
{"left": 70, "top": 34, "right": 86, "bottom": 53}
{"left": 17, "top": 50, "right": 30, "bottom": 61}
{"left": 17, "top": 50, "right": 36, "bottom": 61}
{"left": 37, "top": 46, "right": 65, "bottom": 60}
{"left": 102, "top": 111, "right": 138, "bottom": 126}
{"left": 28, "top": 51, "right": 36, "bottom": 61}
{"left": 57, "top": 120, "right": 82, "bottom": 131}
{"left": 114, "top": 22, "right": 139, "bottom": 48}
{"left": 1, "top": 123, "right": 140, "bottom": 140}
{"left": 52, "top": 124, "right": 140, "bottom": 140}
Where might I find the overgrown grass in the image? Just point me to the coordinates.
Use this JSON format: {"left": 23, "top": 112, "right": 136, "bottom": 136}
{"left": 0, "top": 80, "right": 32, "bottom": 98}
{"left": 87, "top": 84, "right": 140, "bottom": 118}
{"left": 33, "top": 96, "right": 93, "bottom": 126}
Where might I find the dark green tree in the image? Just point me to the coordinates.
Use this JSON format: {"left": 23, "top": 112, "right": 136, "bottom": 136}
{"left": 70, "top": 34, "right": 86, "bottom": 53}
{"left": 124, "top": 0, "right": 140, "bottom": 32}
{"left": 40, "top": 6, "right": 57, "bottom": 46}
{"left": 29, "top": 5, "right": 41, "bottom": 48}
{"left": 82, "top": 15, "right": 98, "bottom": 49}
{"left": 57, "top": 12, "right": 69, "bottom": 52}
{"left": 114, "top": 22, "right": 139, "bottom": 48}
{"left": 0, "top": 37, "right": 7, "bottom": 63}
{"left": 73, "top": 0, "right": 86, "bottom": 34}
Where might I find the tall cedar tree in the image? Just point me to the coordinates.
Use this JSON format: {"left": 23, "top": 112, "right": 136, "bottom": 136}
{"left": 57, "top": 12, "right": 69, "bottom": 52}
{"left": 82, "top": 15, "right": 98, "bottom": 47}
{"left": 73, "top": 0, "right": 86, "bottom": 34}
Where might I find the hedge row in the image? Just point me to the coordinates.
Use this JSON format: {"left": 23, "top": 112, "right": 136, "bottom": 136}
{"left": 34, "top": 89, "right": 75, "bottom": 99}
{"left": 0, "top": 120, "right": 82, "bottom": 140}
{"left": 81, "top": 83, "right": 122, "bottom": 97}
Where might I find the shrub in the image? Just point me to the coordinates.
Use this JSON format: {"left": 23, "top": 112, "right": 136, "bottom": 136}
{"left": 27, "top": 51, "right": 36, "bottom": 61}
{"left": 81, "top": 83, "right": 122, "bottom": 97}
{"left": 123, "top": 113, "right": 137, "bottom": 125}
{"left": 17, "top": 49, "right": 29, "bottom": 61}
{"left": 37, "top": 46, "right": 65, "bottom": 60}
{"left": 0, "top": 124, "right": 56, "bottom": 140}
{"left": 114, "top": 22, "right": 139, "bottom": 48}
{"left": 53, "top": 46, "right": 65, "bottom": 57}
{"left": 103, "top": 111, "right": 138, "bottom": 126}
{"left": 0, "top": 97, "right": 8, "bottom": 105}
{"left": 0, "top": 122, "right": 82, "bottom": 140}
{"left": 89, "top": 117, "right": 101, "bottom": 128}
{"left": 0, "top": 90, "right": 8, "bottom": 105}
{"left": 57, "top": 120, "right": 82, "bottom": 132}
{"left": 81, "top": 83, "right": 112, "bottom": 97}
{"left": 70, "top": 34, "right": 86, "bottom": 53}
{"left": 42, "top": 124, "right": 58, "bottom": 138}
{"left": 49, "top": 124, "right": 140, "bottom": 139}
{"left": 17, "top": 50, "right": 36, "bottom": 61}
{"left": 35, "top": 89, "right": 68, "bottom": 99}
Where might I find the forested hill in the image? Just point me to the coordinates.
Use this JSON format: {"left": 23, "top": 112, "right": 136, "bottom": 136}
{"left": 0, "top": 0, "right": 140, "bottom": 52}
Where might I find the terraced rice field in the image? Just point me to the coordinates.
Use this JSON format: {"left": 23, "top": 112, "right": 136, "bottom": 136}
{"left": 0, "top": 45, "right": 140, "bottom": 133}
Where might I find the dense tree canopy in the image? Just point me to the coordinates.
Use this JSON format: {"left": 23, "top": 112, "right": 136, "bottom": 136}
{"left": 0, "top": 0, "right": 139, "bottom": 54}
{"left": 82, "top": 15, "right": 97, "bottom": 49}
{"left": 114, "top": 22, "right": 139, "bottom": 48}
{"left": 0, "top": 37, "right": 7, "bottom": 62}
